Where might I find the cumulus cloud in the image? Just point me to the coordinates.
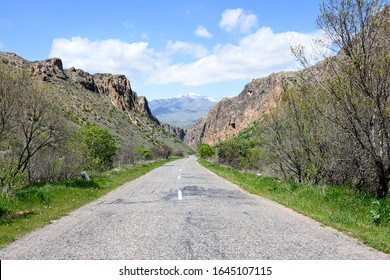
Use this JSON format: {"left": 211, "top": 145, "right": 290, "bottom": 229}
{"left": 50, "top": 28, "right": 324, "bottom": 88}
{"left": 195, "top": 25, "right": 213, "bottom": 38}
{"left": 148, "top": 27, "right": 324, "bottom": 86}
{"left": 219, "top": 9, "right": 258, "bottom": 33}
{"left": 166, "top": 41, "right": 208, "bottom": 58}
{"left": 50, "top": 37, "right": 165, "bottom": 76}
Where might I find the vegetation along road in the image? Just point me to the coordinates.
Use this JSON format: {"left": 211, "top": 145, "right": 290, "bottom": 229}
{"left": 0, "top": 156, "right": 388, "bottom": 259}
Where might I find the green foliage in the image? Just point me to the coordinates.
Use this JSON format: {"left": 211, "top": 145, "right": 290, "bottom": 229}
{"left": 134, "top": 146, "right": 152, "bottom": 161}
{"left": 0, "top": 157, "right": 26, "bottom": 194}
{"left": 78, "top": 124, "right": 118, "bottom": 172}
{"left": 197, "top": 143, "right": 214, "bottom": 159}
{"left": 0, "top": 67, "right": 69, "bottom": 193}
{"left": 17, "top": 186, "right": 51, "bottom": 205}
{"left": 213, "top": 122, "right": 268, "bottom": 171}
{"left": 370, "top": 200, "right": 390, "bottom": 225}
{"left": 292, "top": 0, "right": 390, "bottom": 198}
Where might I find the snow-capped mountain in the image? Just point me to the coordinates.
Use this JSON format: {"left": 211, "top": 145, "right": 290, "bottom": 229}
{"left": 149, "top": 93, "right": 218, "bottom": 128}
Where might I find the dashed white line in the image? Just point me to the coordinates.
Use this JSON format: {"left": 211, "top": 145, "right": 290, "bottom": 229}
{"left": 178, "top": 190, "right": 182, "bottom": 200}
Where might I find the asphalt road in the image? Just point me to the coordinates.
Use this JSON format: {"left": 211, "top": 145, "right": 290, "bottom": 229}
{"left": 0, "top": 156, "right": 388, "bottom": 259}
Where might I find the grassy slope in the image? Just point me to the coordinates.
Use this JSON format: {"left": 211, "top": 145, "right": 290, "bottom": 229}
{"left": 199, "top": 159, "right": 390, "bottom": 254}
{"left": 45, "top": 77, "right": 189, "bottom": 152}
{"left": 0, "top": 159, "right": 175, "bottom": 249}
{"left": 0, "top": 55, "right": 190, "bottom": 153}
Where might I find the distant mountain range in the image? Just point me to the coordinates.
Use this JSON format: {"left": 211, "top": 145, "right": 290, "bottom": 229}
{"left": 149, "top": 93, "right": 218, "bottom": 128}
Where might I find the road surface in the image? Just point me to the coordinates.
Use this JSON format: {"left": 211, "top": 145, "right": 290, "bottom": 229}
{"left": 0, "top": 156, "right": 388, "bottom": 259}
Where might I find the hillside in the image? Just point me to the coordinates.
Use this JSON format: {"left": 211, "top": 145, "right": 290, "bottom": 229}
{"left": 184, "top": 72, "right": 294, "bottom": 148}
{"left": 149, "top": 93, "right": 217, "bottom": 129}
{"left": 0, "top": 52, "right": 190, "bottom": 153}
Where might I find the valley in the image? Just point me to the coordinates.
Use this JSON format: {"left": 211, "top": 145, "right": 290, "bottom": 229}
{"left": 0, "top": 0, "right": 389, "bottom": 263}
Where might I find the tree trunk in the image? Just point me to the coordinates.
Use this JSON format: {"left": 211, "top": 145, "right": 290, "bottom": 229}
{"left": 376, "top": 161, "right": 389, "bottom": 199}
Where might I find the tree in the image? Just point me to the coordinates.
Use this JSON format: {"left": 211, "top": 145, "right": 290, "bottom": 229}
{"left": 0, "top": 69, "right": 69, "bottom": 192}
{"left": 16, "top": 85, "right": 67, "bottom": 181}
{"left": 264, "top": 81, "right": 335, "bottom": 184}
{"left": 197, "top": 143, "right": 214, "bottom": 159}
{"left": 0, "top": 69, "right": 24, "bottom": 142}
{"left": 293, "top": 0, "right": 390, "bottom": 198}
{"left": 79, "top": 124, "right": 118, "bottom": 172}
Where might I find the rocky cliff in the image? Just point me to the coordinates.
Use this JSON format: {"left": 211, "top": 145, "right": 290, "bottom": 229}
{"left": 1, "top": 52, "right": 157, "bottom": 122}
{"left": 184, "top": 72, "right": 293, "bottom": 148}
{"left": 66, "top": 68, "right": 158, "bottom": 122}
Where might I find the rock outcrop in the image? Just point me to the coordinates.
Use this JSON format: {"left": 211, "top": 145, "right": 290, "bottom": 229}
{"left": 0, "top": 52, "right": 159, "bottom": 123}
{"left": 161, "top": 123, "right": 187, "bottom": 140}
{"left": 0, "top": 52, "right": 29, "bottom": 68}
{"left": 30, "top": 58, "right": 67, "bottom": 81}
{"left": 66, "top": 68, "right": 157, "bottom": 121}
{"left": 184, "top": 72, "right": 292, "bottom": 148}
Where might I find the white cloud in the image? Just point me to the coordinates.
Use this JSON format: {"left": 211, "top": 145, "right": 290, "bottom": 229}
{"left": 50, "top": 28, "right": 324, "bottom": 89}
{"left": 148, "top": 27, "right": 324, "bottom": 86}
{"left": 219, "top": 9, "right": 258, "bottom": 33}
{"left": 195, "top": 25, "right": 213, "bottom": 38}
{"left": 50, "top": 37, "right": 165, "bottom": 76}
{"left": 166, "top": 41, "right": 208, "bottom": 58}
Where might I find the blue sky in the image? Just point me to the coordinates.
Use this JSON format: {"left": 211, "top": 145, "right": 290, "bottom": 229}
{"left": 0, "top": 0, "right": 324, "bottom": 100}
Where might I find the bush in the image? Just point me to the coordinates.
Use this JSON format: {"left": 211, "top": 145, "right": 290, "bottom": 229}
{"left": 197, "top": 143, "right": 214, "bottom": 159}
{"left": 217, "top": 140, "right": 241, "bottom": 167}
{"left": 114, "top": 144, "right": 136, "bottom": 165}
{"left": 78, "top": 124, "right": 118, "bottom": 172}
{"left": 152, "top": 145, "right": 173, "bottom": 159}
{"left": 134, "top": 146, "right": 152, "bottom": 162}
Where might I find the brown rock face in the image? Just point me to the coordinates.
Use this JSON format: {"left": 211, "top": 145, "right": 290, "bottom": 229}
{"left": 161, "top": 123, "right": 187, "bottom": 140}
{"left": 92, "top": 73, "right": 135, "bottom": 111}
{"left": 184, "top": 72, "right": 291, "bottom": 148}
{"left": 66, "top": 67, "right": 157, "bottom": 121}
{"left": 67, "top": 67, "right": 98, "bottom": 92}
{"left": 30, "top": 58, "right": 67, "bottom": 81}
{"left": 135, "top": 96, "right": 159, "bottom": 123}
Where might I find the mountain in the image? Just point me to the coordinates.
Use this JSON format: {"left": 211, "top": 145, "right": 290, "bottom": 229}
{"left": 0, "top": 52, "right": 190, "bottom": 153}
{"left": 184, "top": 6, "right": 390, "bottom": 149}
{"left": 149, "top": 93, "right": 218, "bottom": 129}
{"left": 184, "top": 72, "right": 293, "bottom": 148}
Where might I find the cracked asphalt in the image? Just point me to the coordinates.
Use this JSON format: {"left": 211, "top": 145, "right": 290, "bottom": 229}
{"left": 0, "top": 156, "right": 388, "bottom": 259}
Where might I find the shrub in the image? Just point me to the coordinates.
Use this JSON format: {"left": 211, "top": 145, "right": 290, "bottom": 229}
{"left": 197, "top": 143, "right": 214, "bottom": 159}
{"left": 217, "top": 140, "right": 241, "bottom": 167}
{"left": 78, "top": 124, "right": 118, "bottom": 172}
{"left": 152, "top": 145, "right": 173, "bottom": 159}
{"left": 134, "top": 146, "right": 152, "bottom": 162}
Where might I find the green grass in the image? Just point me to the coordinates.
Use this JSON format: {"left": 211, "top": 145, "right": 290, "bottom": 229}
{"left": 199, "top": 159, "right": 390, "bottom": 254}
{"left": 0, "top": 159, "right": 176, "bottom": 249}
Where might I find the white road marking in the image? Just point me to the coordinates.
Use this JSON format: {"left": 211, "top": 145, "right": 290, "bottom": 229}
{"left": 178, "top": 175, "right": 181, "bottom": 179}
{"left": 178, "top": 190, "right": 182, "bottom": 200}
